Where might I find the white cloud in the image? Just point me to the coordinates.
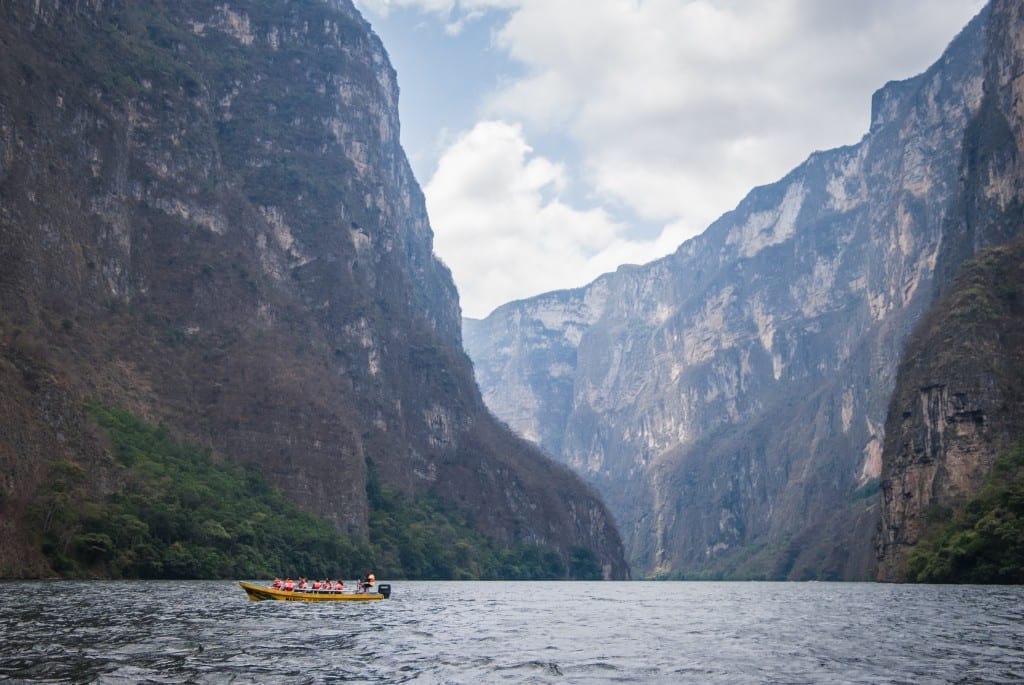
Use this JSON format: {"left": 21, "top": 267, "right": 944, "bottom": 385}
{"left": 485, "top": 0, "right": 987, "bottom": 232}
{"left": 353, "top": 0, "right": 516, "bottom": 33}
{"left": 425, "top": 121, "right": 683, "bottom": 317}
{"left": 356, "top": 0, "right": 988, "bottom": 315}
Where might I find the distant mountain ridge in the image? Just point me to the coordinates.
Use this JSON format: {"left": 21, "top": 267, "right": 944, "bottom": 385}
{"left": 466, "top": 4, "right": 1006, "bottom": 579}
{"left": 0, "top": 0, "right": 627, "bottom": 578}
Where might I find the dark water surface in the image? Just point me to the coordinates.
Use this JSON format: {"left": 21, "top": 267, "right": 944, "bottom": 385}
{"left": 1, "top": 580, "right": 1022, "bottom": 683}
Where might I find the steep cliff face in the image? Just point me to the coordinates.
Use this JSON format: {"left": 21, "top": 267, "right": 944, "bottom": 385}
{"left": 877, "top": 0, "right": 1024, "bottom": 581}
{"left": 0, "top": 0, "right": 627, "bottom": 578}
{"left": 465, "top": 7, "right": 989, "bottom": 579}
{"left": 875, "top": 240, "right": 1024, "bottom": 581}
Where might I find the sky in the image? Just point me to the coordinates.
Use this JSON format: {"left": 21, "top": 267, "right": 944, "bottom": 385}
{"left": 351, "top": 0, "right": 988, "bottom": 319}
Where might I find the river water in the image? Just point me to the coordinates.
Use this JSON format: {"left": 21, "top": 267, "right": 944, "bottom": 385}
{"left": 1, "top": 580, "right": 1022, "bottom": 683}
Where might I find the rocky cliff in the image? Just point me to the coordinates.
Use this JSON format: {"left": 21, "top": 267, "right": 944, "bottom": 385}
{"left": 0, "top": 0, "right": 627, "bottom": 579}
{"left": 465, "top": 7, "right": 992, "bottom": 579}
{"left": 876, "top": 0, "right": 1024, "bottom": 581}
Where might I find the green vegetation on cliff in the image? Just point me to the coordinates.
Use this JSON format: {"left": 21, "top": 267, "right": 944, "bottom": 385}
{"left": 366, "top": 471, "right": 579, "bottom": 580}
{"left": 907, "top": 446, "right": 1024, "bottom": 583}
{"left": 36, "top": 403, "right": 369, "bottom": 579}
{"left": 33, "top": 404, "right": 598, "bottom": 580}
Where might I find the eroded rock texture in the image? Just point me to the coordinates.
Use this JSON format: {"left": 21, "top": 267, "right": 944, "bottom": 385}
{"left": 0, "top": 0, "right": 627, "bottom": 578}
{"left": 466, "top": 6, "right": 1002, "bottom": 579}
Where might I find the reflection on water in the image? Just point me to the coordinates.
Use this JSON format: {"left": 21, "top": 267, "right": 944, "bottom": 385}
{"left": 1, "top": 580, "right": 1022, "bottom": 683}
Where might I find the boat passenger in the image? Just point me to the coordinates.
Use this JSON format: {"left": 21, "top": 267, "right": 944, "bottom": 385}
{"left": 298, "top": 577, "right": 308, "bottom": 590}
{"left": 334, "top": 579, "right": 345, "bottom": 591}
{"left": 284, "top": 578, "right": 294, "bottom": 591}
{"left": 312, "top": 579, "right": 321, "bottom": 591}
{"left": 359, "top": 573, "right": 376, "bottom": 593}
{"left": 271, "top": 578, "right": 282, "bottom": 589}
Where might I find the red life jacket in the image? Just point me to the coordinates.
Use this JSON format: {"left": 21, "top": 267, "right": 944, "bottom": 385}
{"left": 284, "top": 579, "right": 294, "bottom": 591}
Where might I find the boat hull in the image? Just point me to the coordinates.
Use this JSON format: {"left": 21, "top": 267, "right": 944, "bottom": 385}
{"left": 238, "top": 581, "right": 389, "bottom": 602}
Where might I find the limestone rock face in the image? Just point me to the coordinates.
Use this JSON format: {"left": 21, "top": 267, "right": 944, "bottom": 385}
{"left": 466, "top": 7, "right": 991, "bottom": 579}
{"left": 0, "top": 0, "right": 627, "bottom": 578}
{"left": 876, "top": 0, "right": 1024, "bottom": 581}
{"left": 876, "top": 247, "right": 1024, "bottom": 580}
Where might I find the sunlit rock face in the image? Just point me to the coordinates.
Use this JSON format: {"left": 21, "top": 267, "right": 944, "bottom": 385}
{"left": 876, "top": 0, "right": 1024, "bottom": 581}
{"left": 0, "top": 0, "right": 627, "bottom": 578}
{"left": 466, "top": 6, "right": 991, "bottom": 580}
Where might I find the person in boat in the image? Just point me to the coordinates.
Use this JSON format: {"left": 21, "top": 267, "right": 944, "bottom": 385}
{"left": 359, "top": 573, "right": 376, "bottom": 593}
{"left": 312, "top": 579, "right": 321, "bottom": 591}
{"left": 334, "top": 579, "right": 344, "bottom": 591}
{"left": 298, "top": 577, "right": 308, "bottom": 590}
{"left": 271, "top": 578, "right": 282, "bottom": 589}
{"left": 284, "top": 577, "right": 294, "bottom": 591}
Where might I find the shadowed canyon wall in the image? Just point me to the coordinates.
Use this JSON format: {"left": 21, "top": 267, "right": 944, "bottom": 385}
{"left": 877, "top": 0, "right": 1024, "bottom": 581}
{"left": 0, "top": 0, "right": 627, "bottom": 578}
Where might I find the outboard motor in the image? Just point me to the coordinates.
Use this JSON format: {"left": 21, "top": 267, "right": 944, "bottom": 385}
{"left": 377, "top": 583, "right": 391, "bottom": 599}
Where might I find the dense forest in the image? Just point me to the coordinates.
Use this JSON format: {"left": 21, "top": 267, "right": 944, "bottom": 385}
{"left": 33, "top": 404, "right": 603, "bottom": 581}
{"left": 906, "top": 446, "right": 1024, "bottom": 583}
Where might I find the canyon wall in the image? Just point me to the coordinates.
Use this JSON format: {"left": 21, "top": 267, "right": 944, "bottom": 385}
{"left": 466, "top": 7, "right": 993, "bottom": 579}
{"left": 0, "top": 0, "right": 627, "bottom": 578}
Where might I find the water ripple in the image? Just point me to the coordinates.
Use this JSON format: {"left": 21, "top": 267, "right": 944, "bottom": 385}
{"left": 1, "top": 580, "right": 1023, "bottom": 683}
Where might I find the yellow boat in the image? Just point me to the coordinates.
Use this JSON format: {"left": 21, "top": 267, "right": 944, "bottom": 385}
{"left": 238, "top": 580, "right": 391, "bottom": 602}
